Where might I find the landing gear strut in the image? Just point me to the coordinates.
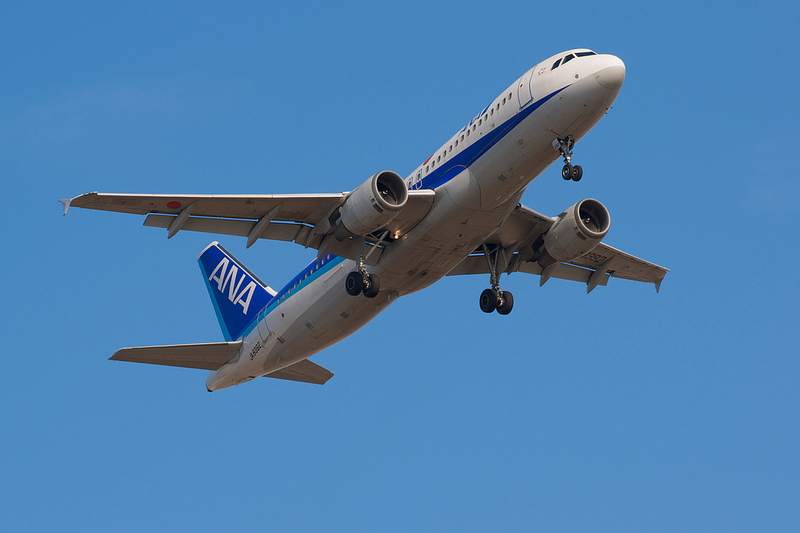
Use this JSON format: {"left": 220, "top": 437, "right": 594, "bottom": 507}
{"left": 478, "top": 244, "right": 514, "bottom": 315}
{"left": 345, "top": 257, "right": 380, "bottom": 298}
{"left": 555, "top": 135, "right": 582, "bottom": 182}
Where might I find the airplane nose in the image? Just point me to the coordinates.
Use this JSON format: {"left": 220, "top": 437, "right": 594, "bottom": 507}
{"left": 593, "top": 55, "right": 626, "bottom": 91}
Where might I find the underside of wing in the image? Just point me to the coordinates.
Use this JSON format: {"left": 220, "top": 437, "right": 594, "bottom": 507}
{"left": 62, "top": 189, "right": 435, "bottom": 264}
{"left": 63, "top": 192, "right": 343, "bottom": 222}
{"left": 110, "top": 341, "right": 243, "bottom": 371}
{"left": 448, "top": 203, "right": 668, "bottom": 292}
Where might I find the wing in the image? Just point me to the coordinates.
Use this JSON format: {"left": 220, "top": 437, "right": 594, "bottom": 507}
{"left": 61, "top": 191, "right": 435, "bottom": 264}
{"left": 447, "top": 203, "right": 668, "bottom": 292}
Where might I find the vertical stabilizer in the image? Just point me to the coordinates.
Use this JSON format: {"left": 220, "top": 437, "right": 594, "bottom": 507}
{"left": 197, "top": 242, "right": 275, "bottom": 341}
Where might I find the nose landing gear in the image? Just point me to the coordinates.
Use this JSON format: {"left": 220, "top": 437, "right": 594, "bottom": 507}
{"left": 555, "top": 136, "right": 583, "bottom": 181}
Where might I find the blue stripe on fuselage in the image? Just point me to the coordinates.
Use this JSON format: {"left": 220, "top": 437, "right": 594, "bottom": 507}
{"left": 417, "top": 86, "right": 567, "bottom": 190}
{"left": 232, "top": 85, "right": 569, "bottom": 340}
{"left": 270, "top": 254, "right": 346, "bottom": 306}
{"left": 237, "top": 254, "right": 347, "bottom": 339}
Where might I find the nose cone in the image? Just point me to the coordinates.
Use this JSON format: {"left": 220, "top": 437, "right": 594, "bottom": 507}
{"left": 593, "top": 55, "right": 626, "bottom": 91}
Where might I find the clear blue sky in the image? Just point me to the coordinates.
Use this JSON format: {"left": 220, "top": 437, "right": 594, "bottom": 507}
{"left": 2, "top": 1, "right": 798, "bottom": 531}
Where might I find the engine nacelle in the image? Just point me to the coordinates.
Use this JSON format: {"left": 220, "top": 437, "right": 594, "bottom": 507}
{"left": 335, "top": 171, "right": 408, "bottom": 239}
{"left": 537, "top": 198, "right": 610, "bottom": 267}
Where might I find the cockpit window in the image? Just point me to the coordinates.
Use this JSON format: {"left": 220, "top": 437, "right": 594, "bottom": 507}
{"left": 553, "top": 51, "right": 596, "bottom": 70}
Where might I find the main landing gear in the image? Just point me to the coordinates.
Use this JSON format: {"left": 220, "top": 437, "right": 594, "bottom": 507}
{"left": 478, "top": 244, "right": 514, "bottom": 315}
{"left": 345, "top": 259, "right": 380, "bottom": 298}
{"left": 555, "top": 135, "right": 583, "bottom": 182}
{"left": 479, "top": 287, "right": 514, "bottom": 315}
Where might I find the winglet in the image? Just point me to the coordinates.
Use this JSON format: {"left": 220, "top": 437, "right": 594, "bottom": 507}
{"left": 59, "top": 197, "right": 73, "bottom": 216}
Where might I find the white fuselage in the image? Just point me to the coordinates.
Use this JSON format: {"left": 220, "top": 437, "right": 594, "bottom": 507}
{"left": 207, "top": 50, "right": 626, "bottom": 390}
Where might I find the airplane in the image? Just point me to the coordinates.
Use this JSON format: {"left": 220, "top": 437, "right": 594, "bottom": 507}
{"left": 61, "top": 49, "right": 668, "bottom": 392}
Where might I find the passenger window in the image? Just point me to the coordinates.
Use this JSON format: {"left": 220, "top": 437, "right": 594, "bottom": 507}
{"left": 478, "top": 119, "right": 482, "bottom": 126}
{"left": 496, "top": 103, "right": 500, "bottom": 110}
{"left": 502, "top": 97, "right": 506, "bottom": 104}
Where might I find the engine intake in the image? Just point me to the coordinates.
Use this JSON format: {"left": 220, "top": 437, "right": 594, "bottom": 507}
{"left": 537, "top": 198, "right": 610, "bottom": 267}
{"left": 335, "top": 171, "right": 408, "bottom": 239}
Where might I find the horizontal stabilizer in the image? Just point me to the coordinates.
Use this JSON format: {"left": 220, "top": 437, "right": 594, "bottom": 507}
{"left": 110, "top": 341, "right": 243, "bottom": 371}
{"left": 264, "top": 359, "right": 334, "bottom": 385}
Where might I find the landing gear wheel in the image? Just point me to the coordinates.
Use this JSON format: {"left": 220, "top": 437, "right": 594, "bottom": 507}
{"left": 363, "top": 274, "right": 380, "bottom": 298}
{"left": 496, "top": 291, "right": 514, "bottom": 315}
{"left": 479, "top": 288, "right": 498, "bottom": 313}
{"left": 345, "top": 271, "right": 364, "bottom": 296}
{"left": 556, "top": 136, "right": 583, "bottom": 182}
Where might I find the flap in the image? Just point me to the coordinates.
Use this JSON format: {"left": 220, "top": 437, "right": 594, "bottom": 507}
{"left": 110, "top": 341, "right": 243, "bottom": 371}
{"left": 264, "top": 358, "right": 334, "bottom": 385}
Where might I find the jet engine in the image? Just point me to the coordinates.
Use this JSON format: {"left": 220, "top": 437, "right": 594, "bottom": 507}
{"left": 536, "top": 198, "right": 610, "bottom": 267}
{"left": 334, "top": 171, "right": 409, "bottom": 239}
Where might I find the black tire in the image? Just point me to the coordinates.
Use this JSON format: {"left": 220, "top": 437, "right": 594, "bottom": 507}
{"left": 363, "top": 274, "right": 380, "bottom": 298}
{"left": 497, "top": 291, "right": 514, "bottom": 315}
{"left": 572, "top": 165, "right": 583, "bottom": 181}
{"left": 562, "top": 164, "right": 573, "bottom": 180}
{"left": 345, "top": 271, "right": 364, "bottom": 296}
{"left": 479, "top": 288, "right": 498, "bottom": 313}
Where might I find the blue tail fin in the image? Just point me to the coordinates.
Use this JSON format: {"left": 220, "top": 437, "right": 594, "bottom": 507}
{"left": 197, "top": 242, "right": 275, "bottom": 341}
